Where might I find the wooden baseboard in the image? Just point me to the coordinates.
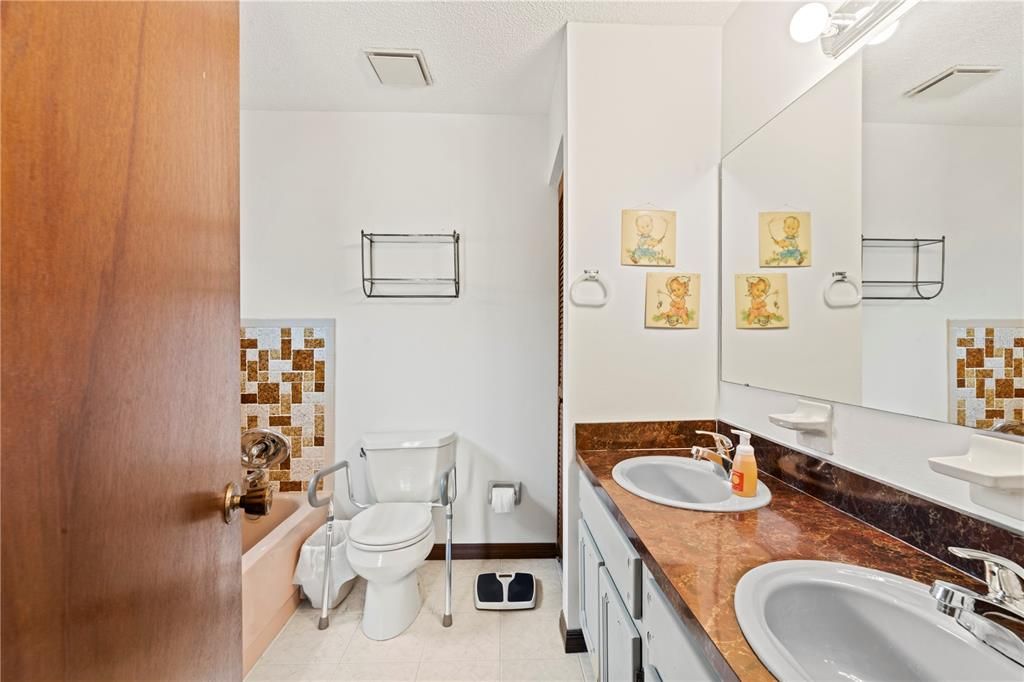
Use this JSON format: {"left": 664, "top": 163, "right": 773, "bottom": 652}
{"left": 426, "top": 543, "right": 559, "bottom": 561}
{"left": 559, "top": 611, "right": 587, "bottom": 654}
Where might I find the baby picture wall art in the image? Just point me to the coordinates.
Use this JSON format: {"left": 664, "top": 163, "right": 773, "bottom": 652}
{"left": 645, "top": 273, "right": 700, "bottom": 329}
{"left": 735, "top": 273, "right": 789, "bottom": 329}
{"left": 759, "top": 211, "right": 811, "bottom": 267}
{"left": 621, "top": 209, "right": 676, "bottom": 266}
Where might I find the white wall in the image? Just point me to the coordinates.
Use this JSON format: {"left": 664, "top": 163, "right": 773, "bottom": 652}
{"left": 719, "top": 1, "right": 1022, "bottom": 532}
{"left": 721, "top": 56, "right": 863, "bottom": 405}
{"left": 565, "top": 23, "right": 722, "bottom": 425}
{"left": 560, "top": 22, "right": 723, "bottom": 628}
{"left": 861, "top": 122, "right": 1024, "bottom": 421}
{"left": 241, "top": 111, "right": 558, "bottom": 544}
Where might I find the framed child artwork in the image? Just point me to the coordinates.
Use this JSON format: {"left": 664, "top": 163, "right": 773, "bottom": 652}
{"left": 735, "top": 273, "right": 789, "bottom": 329}
{"left": 759, "top": 211, "right": 811, "bottom": 267}
{"left": 645, "top": 273, "right": 699, "bottom": 329}
{"left": 621, "top": 209, "right": 676, "bottom": 266}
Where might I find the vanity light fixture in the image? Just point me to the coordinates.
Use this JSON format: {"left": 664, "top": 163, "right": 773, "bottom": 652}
{"left": 866, "top": 19, "right": 900, "bottom": 45}
{"left": 789, "top": 2, "right": 832, "bottom": 44}
{"left": 790, "top": 0, "right": 914, "bottom": 58}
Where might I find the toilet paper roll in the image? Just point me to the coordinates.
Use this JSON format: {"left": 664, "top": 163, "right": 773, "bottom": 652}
{"left": 490, "top": 487, "right": 515, "bottom": 514}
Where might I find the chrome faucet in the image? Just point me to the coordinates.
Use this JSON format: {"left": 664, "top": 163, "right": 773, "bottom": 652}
{"left": 930, "top": 547, "right": 1024, "bottom": 667}
{"left": 990, "top": 419, "right": 1024, "bottom": 436}
{"left": 691, "top": 430, "right": 734, "bottom": 481}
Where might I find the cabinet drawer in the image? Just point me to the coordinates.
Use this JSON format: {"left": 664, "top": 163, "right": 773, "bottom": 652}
{"left": 642, "top": 567, "right": 718, "bottom": 681}
{"left": 578, "top": 471, "right": 641, "bottom": 618}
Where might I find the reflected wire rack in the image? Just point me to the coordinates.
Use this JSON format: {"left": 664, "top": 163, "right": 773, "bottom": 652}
{"left": 361, "top": 230, "right": 460, "bottom": 298}
{"left": 861, "top": 236, "right": 945, "bottom": 300}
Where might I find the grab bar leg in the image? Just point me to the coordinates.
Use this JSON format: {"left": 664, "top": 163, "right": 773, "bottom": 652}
{"left": 443, "top": 500, "right": 453, "bottom": 627}
{"left": 318, "top": 499, "right": 335, "bottom": 630}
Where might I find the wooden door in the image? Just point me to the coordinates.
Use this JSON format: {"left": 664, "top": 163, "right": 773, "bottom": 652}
{"left": 1, "top": 2, "right": 241, "bottom": 679}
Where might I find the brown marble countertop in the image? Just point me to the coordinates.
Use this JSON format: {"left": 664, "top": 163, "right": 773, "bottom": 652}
{"left": 577, "top": 447, "right": 981, "bottom": 681}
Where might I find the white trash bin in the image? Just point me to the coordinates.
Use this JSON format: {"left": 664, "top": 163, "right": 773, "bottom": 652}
{"left": 294, "top": 520, "right": 357, "bottom": 609}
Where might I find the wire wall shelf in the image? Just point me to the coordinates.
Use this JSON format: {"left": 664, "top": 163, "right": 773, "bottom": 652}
{"left": 861, "top": 236, "right": 945, "bottom": 300}
{"left": 361, "top": 231, "right": 461, "bottom": 298}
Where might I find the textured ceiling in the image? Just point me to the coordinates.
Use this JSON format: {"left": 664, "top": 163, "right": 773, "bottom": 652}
{"left": 241, "top": 1, "right": 738, "bottom": 113}
{"left": 863, "top": 1, "right": 1022, "bottom": 126}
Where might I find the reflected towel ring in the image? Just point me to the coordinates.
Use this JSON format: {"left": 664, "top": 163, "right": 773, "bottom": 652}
{"left": 824, "top": 271, "right": 861, "bottom": 308}
{"left": 570, "top": 269, "right": 609, "bottom": 307}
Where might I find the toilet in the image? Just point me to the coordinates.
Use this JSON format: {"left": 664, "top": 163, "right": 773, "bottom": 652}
{"left": 346, "top": 431, "right": 456, "bottom": 640}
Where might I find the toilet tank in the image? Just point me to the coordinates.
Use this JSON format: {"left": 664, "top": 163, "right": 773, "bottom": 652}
{"left": 360, "top": 431, "right": 457, "bottom": 503}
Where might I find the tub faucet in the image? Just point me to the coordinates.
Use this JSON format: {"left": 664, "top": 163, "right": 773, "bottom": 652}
{"left": 930, "top": 547, "right": 1024, "bottom": 666}
{"left": 224, "top": 428, "right": 291, "bottom": 522}
{"left": 692, "top": 431, "right": 734, "bottom": 481}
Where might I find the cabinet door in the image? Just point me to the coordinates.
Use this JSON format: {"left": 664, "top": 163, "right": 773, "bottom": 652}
{"left": 599, "top": 567, "right": 641, "bottom": 682}
{"left": 642, "top": 572, "right": 718, "bottom": 681}
{"left": 578, "top": 519, "right": 604, "bottom": 657}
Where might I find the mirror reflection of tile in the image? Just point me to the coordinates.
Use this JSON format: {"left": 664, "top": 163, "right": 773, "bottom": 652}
{"left": 949, "top": 321, "right": 1024, "bottom": 429}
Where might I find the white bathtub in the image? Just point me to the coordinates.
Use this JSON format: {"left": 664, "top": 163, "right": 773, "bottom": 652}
{"left": 242, "top": 493, "right": 326, "bottom": 674}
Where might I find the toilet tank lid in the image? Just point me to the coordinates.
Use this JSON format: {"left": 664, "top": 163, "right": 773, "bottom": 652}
{"left": 361, "top": 430, "right": 457, "bottom": 450}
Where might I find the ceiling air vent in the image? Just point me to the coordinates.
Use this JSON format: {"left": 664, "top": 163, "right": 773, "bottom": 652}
{"left": 365, "top": 49, "right": 433, "bottom": 87}
{"left": 904, "top": 65, "right": 1002, "bottom": 98}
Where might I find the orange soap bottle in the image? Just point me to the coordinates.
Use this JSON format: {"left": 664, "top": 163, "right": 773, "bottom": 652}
{"left": 729, "top": 430, "right": 759, "bottom": 498}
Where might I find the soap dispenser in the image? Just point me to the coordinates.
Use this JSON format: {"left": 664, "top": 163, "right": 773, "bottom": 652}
{"left": 730, "top": 430, "right": 759, "bottom": 498}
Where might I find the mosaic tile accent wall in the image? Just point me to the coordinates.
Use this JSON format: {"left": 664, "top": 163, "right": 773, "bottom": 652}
{"left": 949, "top": 321, "right": 1024, "bottom": 429}
{"left": 240, "top": 322, "right": 333, "bottom": 492}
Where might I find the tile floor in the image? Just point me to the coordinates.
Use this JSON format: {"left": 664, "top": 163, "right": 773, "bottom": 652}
{"left": 248, "top": 559, "right": 596, "bottom": 682}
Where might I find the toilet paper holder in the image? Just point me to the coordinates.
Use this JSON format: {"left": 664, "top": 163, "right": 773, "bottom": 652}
{"left": 487, "top": 481, "right": 521, "bottom": 505}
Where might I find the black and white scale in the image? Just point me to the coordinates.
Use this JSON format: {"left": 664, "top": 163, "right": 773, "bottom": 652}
{"left": 474, "top": 572, "right": 537, "bottom": 610}
{"left": 475, "top": 481, "right": 537, "bottom": 611}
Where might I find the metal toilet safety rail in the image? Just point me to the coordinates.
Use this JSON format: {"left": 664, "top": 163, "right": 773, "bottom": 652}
{"left": 307, "top": 455, "right": 458, "bottom": 630}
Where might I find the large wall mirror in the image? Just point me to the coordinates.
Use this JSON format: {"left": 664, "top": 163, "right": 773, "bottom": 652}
{"left": 721, "top": 1, "right": 1023, "bottom": 436}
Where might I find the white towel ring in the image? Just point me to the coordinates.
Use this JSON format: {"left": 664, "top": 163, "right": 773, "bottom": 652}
{"left": 824, "top": 271, "right": 862, "bottom": 308}
{"left": 570, "top": 269, "right": 609, "bottom": 307}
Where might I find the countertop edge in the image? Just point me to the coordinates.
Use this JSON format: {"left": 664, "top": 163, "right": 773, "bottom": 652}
{"left": 576, "top": 453, "right": 743, "bottom": 682}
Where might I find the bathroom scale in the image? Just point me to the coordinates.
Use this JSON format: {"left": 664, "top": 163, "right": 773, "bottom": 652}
{"left": 474, "top": 572, "right": 536, "bottom": 611}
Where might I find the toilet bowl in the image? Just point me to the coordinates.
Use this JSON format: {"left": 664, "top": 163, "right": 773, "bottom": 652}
{"left": 346, "top": 502, "right": 434, "bottom": 640}
{"left": 346, "top": 431, "right": 456, "bottom": 640}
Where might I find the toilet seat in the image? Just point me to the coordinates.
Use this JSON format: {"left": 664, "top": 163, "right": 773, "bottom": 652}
{"left": 349, "top": 503, "right": 433, "bottom": 552}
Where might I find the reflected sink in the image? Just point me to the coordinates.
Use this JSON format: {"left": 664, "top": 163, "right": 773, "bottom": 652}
{"left": 611, "top": 456, "right": 771, "bottom": 512}
{"left": 735, "top": 561, "right": 1021, "bottom": 681}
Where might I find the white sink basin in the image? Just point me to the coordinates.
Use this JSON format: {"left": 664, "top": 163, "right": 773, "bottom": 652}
{"left": 611, "top": 456, "right": 771, "bottom": 512}
{"left": 735, "top": 560, "right": 1021, "bottom": 681}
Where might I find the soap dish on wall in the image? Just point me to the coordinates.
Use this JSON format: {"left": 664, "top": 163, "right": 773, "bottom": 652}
{"left": 768, "top": 399, "right": 833, "bottom": 455}
{"left": 929, "top": 434, "right": 1024, "bottom": 520}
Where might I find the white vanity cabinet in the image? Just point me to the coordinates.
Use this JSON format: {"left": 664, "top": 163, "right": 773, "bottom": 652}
{"left": 578, "top": 519, "right": 604, "bottom": 658}
{"left": 578, "top": 474, "right": 641, "bottom": 616}
{"left": 641, "top": 567, "right": 718, "bottom": 681}
{"left": 578, "top": 472, "right": 720, "bottom": 682}
{"left": 599, "top": 566, "right": 642, "bottom": 682}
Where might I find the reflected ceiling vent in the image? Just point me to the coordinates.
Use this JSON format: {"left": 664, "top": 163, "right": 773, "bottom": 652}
{"left": 365, "top": 49, "right": 433, "bottom": 87}
{"left": 904, "top": 65, "right": 1003, "bottom": 98}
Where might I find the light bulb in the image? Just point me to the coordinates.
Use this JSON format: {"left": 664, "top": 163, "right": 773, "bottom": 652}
{"left": 867, "top": 20, "right": 900, "bottom": 46}
{"left": 790, "top": 3, "right": 831, "bottom": 44}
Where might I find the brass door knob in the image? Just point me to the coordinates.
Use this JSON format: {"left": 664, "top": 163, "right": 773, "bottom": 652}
{"left": 223, "top": 482, "right": 274, "bottom": 524}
